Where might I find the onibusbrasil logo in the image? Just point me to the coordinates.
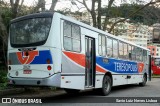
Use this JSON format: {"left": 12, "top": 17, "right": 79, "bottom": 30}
{"left": 2, "top": 98, "right": 42, "bottom": 103}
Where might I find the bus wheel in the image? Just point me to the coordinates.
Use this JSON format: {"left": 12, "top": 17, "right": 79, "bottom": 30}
{"left": 64, "top": 89, "right": 80, "bottom": 94}
{"left": 139, "top": 74, "right": 147, "bottom": 86}
{"left": 100, "top": 75, "right": 112, "bottom": 96}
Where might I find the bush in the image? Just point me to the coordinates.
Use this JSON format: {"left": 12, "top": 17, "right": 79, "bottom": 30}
{"left": 0, "top": 69, "right": 7, "bottom": 83}
{"left": 0, "top": 68, "right": 8, "bottom": 90}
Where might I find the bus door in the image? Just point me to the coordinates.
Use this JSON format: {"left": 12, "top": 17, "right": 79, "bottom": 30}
{"left": 85, "top": 36, "right": 96, "bottom": 87}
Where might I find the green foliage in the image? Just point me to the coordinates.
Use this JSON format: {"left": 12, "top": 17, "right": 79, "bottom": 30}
{"left": 1, "top": 7, "right": 12, "bottom": 29}
{"left": 0, "top": 68, "right": 7, "bottom": 83}
{"left": 0, "top": 82, "right": 7, "bottom": 90}
{"left": 0, "top": 68, "right": 8, "bottom": 90}
{"left": 101, "top": 3, "right": 160, "bottom": 25}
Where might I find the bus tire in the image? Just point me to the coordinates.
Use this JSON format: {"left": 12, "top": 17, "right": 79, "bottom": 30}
{"left": 139, "top": 74, "right": 147, "bottom": 87}
{"left": 64, "top": 88, "right": 80, "bottom": 94}
{"left": 100, "top": 75, "right": 112, "bottom": 96}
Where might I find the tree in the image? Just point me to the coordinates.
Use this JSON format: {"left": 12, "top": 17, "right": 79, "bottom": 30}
{"left": 50, "top": 0, "right": 58, "bottom": 11}
{"left": 0, "top": 0, "right": 59, "bottom": 67}
{"left": 0, "top": 1, "right": 12, "bottom": 67}
{"left": 10, "top": 0, "right": 24, "bottom": 18}
{"left": 72, "top": 0, "right": 160, "bottom": 33}
{"left": 34, "top": 0, "right": 45, "bottom": 12}
{"left": 108, "top": 0, "right": 160, "bottom": 33}
{"left": 75, "top": 0, "right": 97, "bottom": 27}
{"left": 0, "top": 0, "right": 40, "bottom": 67}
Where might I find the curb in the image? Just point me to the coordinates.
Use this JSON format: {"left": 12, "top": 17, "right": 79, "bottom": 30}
{"left": 152, "top": 77, "right": 160, "bottom": 78}
{"left": 0, "top": 88, "right": 25, "bottom": 97}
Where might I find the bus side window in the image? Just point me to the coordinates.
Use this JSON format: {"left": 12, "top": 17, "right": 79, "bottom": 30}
{"left": 107, "top": 37, "right": 113, "bottom": 57}
{"left": 139, "top": 48, "right": 143, "bottom": 62}
{"left": 101, "top": 35, "right": 106, "bottom": 56}
{"left": 63, "top": 21, "right": 81, "bottom": 52}
{"left": 143, "top": 50, "right": 147, "bottom": 63}
{"left": 128, "top": 45, "right": 132, "bottom": 60}
{"left": 98, "top": 34, "right": 102, "bottom": 55}
{"left": 124, "top": 43, "right": 128, "bottom": 59}
{"left": 119, "top": 42, "right": 124, "bottom": 59}
{"left": 113, "top": 39, "right": 118, "bottom": 58}
{"left": 64, "top": 21, "right": 72, "bottom": 51}
{"left": 131, "top": 46, "right": 136, "bottom": 61}
{"left": 98, "top": 34, "right": 106, "bottom": 56}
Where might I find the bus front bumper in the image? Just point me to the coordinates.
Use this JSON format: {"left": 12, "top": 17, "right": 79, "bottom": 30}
{"left": 7, "top": 73, "right": 61, "bottom": 87}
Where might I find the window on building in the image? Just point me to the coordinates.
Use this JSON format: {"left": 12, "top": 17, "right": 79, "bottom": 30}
{"left": 157, "top": 53, "right": 159, "bottom": 56}
{"left": 63, "top": 21, "right": 81, "bottom": 52}
{"left": 153, "top": 48, "right": 155, "bottom": 51}
{"left": 135, "top": 35, "right": 138, "bottom": 37}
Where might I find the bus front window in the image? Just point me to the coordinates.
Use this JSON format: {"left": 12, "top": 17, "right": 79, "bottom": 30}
{"left": 10, "top": 18, "right": 52, "bottom": 47}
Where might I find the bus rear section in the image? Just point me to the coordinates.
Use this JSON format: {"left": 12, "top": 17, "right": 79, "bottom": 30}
{"left": 7, "top": 12, "right": 62, "bottom": 87}
{"left": 151, "top": 56, "right": 160, "bottom": 75}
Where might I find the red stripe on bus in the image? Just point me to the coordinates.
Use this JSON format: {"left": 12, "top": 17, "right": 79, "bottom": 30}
{"left": 96, "top": 65, "right": 106, "bottom": 73}
{"left": 63, "top": 51, "right": 85, "bottom": 67}
{"left": 63, "top": 51, "right": 106, "bottom": 73}
{"left": 138, "top": 63, "right": 144, "bottom": 73}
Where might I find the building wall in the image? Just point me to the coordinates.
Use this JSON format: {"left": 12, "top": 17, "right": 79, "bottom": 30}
{"left": 147, "top": 46, "right": 157, "bottom": 56}
{"left": 115, "top": 22, "right": 151, "bottom": 47}
{"left": 156, "top": 47, "right": 160, "bottom": 56}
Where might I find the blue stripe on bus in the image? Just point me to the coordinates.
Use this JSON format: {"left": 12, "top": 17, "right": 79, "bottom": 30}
{"left": 31, "top": 50, "right": 53, "bottom": 64}
{"left": 96, "top": 57, "right": 139, "bottom": 73}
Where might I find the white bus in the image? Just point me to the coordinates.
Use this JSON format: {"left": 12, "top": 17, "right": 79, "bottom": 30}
{"left": 7, "top": 12, "right": 151, "bottom": 95}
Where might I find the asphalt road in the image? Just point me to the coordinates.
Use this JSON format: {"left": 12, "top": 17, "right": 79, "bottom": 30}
{"left": 1, "top": 78, "right": 160, "bottom": 106}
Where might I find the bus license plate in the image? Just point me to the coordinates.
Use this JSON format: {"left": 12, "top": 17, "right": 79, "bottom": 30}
{"left": 23, "top": 70, "right": 32, "bottom": 74}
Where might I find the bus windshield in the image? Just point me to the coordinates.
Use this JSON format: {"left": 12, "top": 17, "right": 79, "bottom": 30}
{"left": 10, "top": 17, "right": 52, "bottom": 47}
